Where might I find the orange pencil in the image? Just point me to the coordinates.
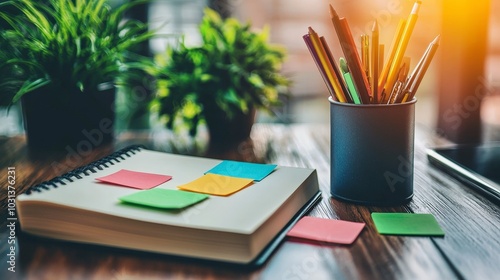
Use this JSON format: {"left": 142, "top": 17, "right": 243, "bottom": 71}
{"left": 338, "top": 18, "right": 371, "bottom": 104}
{"left": 329, "top": 5, "right": 371, "bottom": 103}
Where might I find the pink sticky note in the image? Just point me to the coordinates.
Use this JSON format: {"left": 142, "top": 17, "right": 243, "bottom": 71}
{"left": 96, "top": 169, "right": 172, "bottom": 190}
{"left": 287, "top": 216, "right": 365, "bottom": 245}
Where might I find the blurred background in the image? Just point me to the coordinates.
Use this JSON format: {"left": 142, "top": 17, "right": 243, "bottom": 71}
{"left": 1, "top": 0, "right": 499, "bottom": 141}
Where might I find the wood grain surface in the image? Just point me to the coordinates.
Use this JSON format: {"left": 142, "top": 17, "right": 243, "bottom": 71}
{"left": 1, "top": 123, "right": 499, "bottom": 280}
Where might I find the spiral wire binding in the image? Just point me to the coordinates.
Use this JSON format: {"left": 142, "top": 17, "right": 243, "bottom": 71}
{"left": 25, "top": 145, "right": 145, "bottom": 195}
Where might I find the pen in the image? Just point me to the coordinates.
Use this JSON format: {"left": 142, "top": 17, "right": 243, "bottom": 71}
{"left": 402, "top": 35, "right": 440, "bottom": 102}
{"left": 339, "top": 57, "right": 362, "bottom": 104}
{"left": 399, "top": 46, "right": 430, "bottom": 103}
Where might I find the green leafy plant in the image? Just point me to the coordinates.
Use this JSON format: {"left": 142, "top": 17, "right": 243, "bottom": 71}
{"left": 151, "top": 8, "right": 290, "bottom": 137}
{"left": 0, "top": 0, "right": 154, "bottom": 106}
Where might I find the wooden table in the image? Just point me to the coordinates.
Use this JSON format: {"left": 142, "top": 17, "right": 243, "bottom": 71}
{"left": 1, "top": 123, "right": 499, "bottom": 279}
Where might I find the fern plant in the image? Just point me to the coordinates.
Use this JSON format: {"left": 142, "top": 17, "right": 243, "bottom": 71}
{"left": 0, "top": 0, "right": 154, "bottom": 105}
{"left": 151, "top": 8, "right": 290, "bottom": 137}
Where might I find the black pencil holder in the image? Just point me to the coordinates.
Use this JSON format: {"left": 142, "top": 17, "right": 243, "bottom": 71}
{"left": 329, "top": 97, "right": 417, "bottom": 206}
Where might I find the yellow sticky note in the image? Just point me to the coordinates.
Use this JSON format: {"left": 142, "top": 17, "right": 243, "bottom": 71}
{"left": 178, "top": 174, "right": 253, "bottom": 196}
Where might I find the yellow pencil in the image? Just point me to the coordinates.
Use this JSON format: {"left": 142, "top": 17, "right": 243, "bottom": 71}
{"left": 378, "top": 44, "right": 384, "bottom": 76}
{"left": 378, "top": 19, "right": 406, "bottom": 102}
{"left": 383, "top": 1, "right": 421, "bottom": 101}
{"left": 308, "top": 27, "right": 347, "bottom": 103}
{"left": 303, "top": 34, "right": 336, "bottom": 99}
{"left": 370, "top": 21, "right": 379, "bottom": 103}
{"left": 361, "top": 34, "right": 370, "bottom": 84}
{"left": 320, "top": 36, "right": 351, "bottom": 102}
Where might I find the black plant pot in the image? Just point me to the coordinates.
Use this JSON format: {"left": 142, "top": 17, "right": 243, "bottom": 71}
{"left": 203, "top": 105, "right": 256, "bottom": 158}
{"left": 21, "top": 84, "right": 115, "bottom": 151}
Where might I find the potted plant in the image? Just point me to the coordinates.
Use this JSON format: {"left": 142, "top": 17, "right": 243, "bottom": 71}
{"left": 0, "top": 0, "right": 154, "bottom": 150}
{"left": 150, "top": 8, "right": 290, "bottom": 155}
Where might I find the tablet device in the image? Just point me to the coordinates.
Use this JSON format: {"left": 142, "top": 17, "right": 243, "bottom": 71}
{"left": 427, "top": 144, "right": 500, "bottom": 205}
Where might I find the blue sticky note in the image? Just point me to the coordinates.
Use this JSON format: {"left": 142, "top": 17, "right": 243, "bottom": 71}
{"left": 206, "top": 160, "right": 277, "bottom": 181}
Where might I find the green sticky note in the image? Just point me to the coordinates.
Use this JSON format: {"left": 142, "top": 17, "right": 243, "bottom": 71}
{"left": 371, "top": 213, "right": 445, "bottom": 236}
{"left": 119, "top": 188, "right": 208, "bottom": 209}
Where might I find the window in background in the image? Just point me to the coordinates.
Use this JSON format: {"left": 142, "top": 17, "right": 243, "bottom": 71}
{"left": 148, "top": 0, "right": 207, "bottom": 53}
{"left": 115, "top": 0, "right": 208, "bottom": 131}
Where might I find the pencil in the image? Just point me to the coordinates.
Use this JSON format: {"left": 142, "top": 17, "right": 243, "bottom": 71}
{"left": 378, "top": 44, "right": 384, "bottom": 76}
{"left": 370, "top": 21, "right": 379, "bottom": 103}
{"left": 329, "top": 5, "right": 371, "bottom": 104}
{"left": 361, "top": 34, "right": 370, "bottom": 85}
{"left": 308, "top": 27, "right": 347, "bottom": 102}
{"left": 339, "top": 57, "right": 362, "bottom": 104}
{"left": 383, "top": 1, "right": 421, "bottom": 102}
{"left": 378, "top": 19, "right": 406, "bottom": 102}
{"left": 320, "top": 36, "right": 351, "bottom": 103}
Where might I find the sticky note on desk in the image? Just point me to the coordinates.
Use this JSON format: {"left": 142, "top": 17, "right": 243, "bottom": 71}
{"left": 371, "top": 213, "right": 445, "bottom": 236}
{"left": 178, "top": 174, "right": 253, "bottom": 196}
{"left": 287, "top": 216, "right": 365, "bottom": 245}
{"left": 119, "top": 189, "right": 208, "bottom": 209}
{"left": 96, "top": 169, "right": 172, "bottom": 189}
{"left": 206, "top": 160, "right": 277, "bottom": 181}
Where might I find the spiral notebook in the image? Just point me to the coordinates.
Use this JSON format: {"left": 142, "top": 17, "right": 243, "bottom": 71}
{"left": 16, "top": 146, "right": 320, "bottom": 266}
